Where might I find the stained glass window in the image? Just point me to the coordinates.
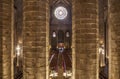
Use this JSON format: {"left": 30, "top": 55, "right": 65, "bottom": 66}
{"left": 54, "top": 6, "right": 68, "bottom": 20}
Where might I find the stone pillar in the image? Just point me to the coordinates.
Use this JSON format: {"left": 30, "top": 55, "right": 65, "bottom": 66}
{"left": 0, "top": 0, "right": 13, "bottom": 79}
{"left": 23, "top": 0, "right": 47, "bottom": 79}
{"left": 73, "top": 0, "right": 99, "bottom": 79}
{"left": 0, "top": 1, "right": 2, "bottom": 78}
{"left": 0, "top": 0, "right": 12, "bottom": 79}
{"left": 46, "top": 0, "right": 49, "bottom": 79}
{"left": 109, "top": 0, "right": 120, "bottom": 79}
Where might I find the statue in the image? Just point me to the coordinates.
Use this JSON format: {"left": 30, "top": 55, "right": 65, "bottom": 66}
{"left": 99, "top": 41, "right": 106, "bottom": 67}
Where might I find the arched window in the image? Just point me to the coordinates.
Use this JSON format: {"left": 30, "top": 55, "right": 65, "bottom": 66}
{"left": 54, "top": 6, "right": 68, "bottom": 20}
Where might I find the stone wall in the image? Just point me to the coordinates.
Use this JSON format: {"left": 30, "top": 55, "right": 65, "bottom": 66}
{"left": 109, "top": 0, "right": 120, "bottom": 79}
{"left": 23, "top": 0, "right": 47, "bottom": 79}
{"left": 73, "top": 0, "right": 99, "bottom": 79}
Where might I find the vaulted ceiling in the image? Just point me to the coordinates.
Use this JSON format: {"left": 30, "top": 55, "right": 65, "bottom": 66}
{"left": 49, "top": 0, "right": 71, "bottom": 6}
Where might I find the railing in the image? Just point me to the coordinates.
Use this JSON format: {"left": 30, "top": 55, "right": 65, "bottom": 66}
{"left": 99, "top": 65, "right": 108, "bottom": 79}
{"left": 14, "top": 71, "right": 23, "bottom": 79}
{"left": 99, "top": 71, "right": 108, "bottom": 79}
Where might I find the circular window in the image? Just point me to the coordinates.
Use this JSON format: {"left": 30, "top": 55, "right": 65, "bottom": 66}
{"left": 54, "top": 6, "right": 68, "bottom": 20}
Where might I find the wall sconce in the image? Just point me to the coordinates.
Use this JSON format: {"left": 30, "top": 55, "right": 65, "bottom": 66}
{"left": 16, "top": 45, "right": 21, "bottom": 56}
{"left": 66, "top": 31, "right": 70, "bottom": 37}
{"left": 63, "top": 70, "right": 72, "bottom": 78}
{"left": 49, "top": 70, "right": 58, "bottom": 78}
{"left": 16, "top": 44, "right": 21, "bottom": 66}
{"left": 52, "top": 31, "right": 56, "bottom": 37}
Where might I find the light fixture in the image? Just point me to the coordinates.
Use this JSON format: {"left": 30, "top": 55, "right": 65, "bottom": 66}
{"left": 16, "top": 45, "right": 21, "bottom": 56}
{"left": 63, "top": 70, "right": 72, "bottom": 78}
{"left": 49, "top": 70, "right": 58, "bottom": 78}
{"left": 16, "top": 44, "right": 21, "bottom": 66}
{"left": 52, "top": 31, "right": 56, "bottom": 37}
{"left": 66, "top": 32, "right": 70, "bottom": 37}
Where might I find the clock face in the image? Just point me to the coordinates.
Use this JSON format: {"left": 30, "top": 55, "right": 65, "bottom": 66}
{"left": 54, "top": 6, "right": 68, "bottom": 20}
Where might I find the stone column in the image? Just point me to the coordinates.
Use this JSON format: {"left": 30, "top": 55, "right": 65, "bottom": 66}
{"left": 23, "top": 0, "right": 47, "bottom": 79}
{"left": 0, "top": 1, "right": 2, "bottom": 78}
{"left": 46, "top": 0, "right": 49, "bottom": 79}
{"left": 73, "top": 0, "right": 99, "bottom": 79}
{"left": 0, "top": 0, "right": 12, "bottom": 79}
{"left": 109, "top": 0, "right": 120, "bottom": 79}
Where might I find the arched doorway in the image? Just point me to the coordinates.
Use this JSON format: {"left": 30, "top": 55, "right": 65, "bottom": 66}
{"left": 49, "top": 0, "right": 72, "bottom": 79}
